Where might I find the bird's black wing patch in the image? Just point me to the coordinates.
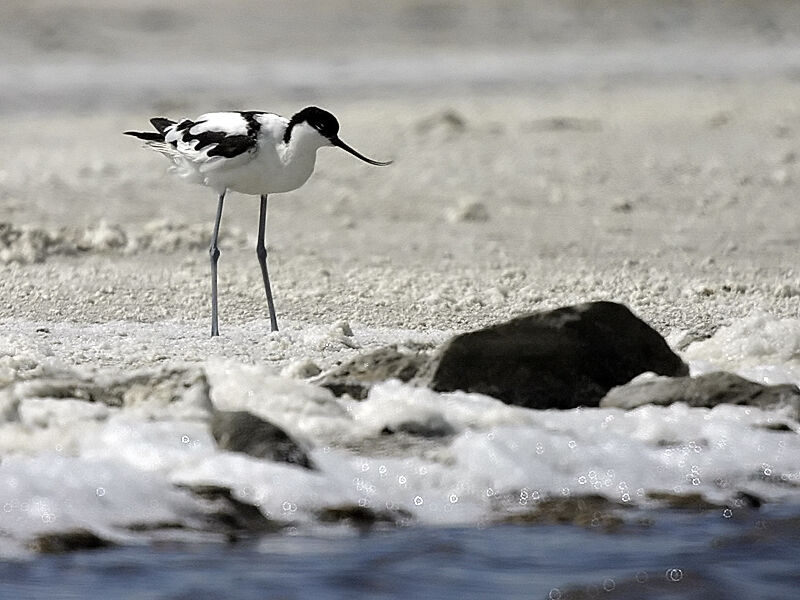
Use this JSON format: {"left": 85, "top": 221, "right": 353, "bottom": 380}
{"left": 150, "top": 117, "right": 176, "bottom": 134}
{"left": 199, "top": 133, "right": 256, "bottom": 158}
{"left": 174, "top": 112, "right": 264, "bottom": 159}
{"left": 176, "top": 119, "right": 195, "bottom": 132}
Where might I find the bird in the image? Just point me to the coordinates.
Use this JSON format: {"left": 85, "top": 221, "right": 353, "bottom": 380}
{"left": 124, "top": 106, "right": 391, "bottom": 337}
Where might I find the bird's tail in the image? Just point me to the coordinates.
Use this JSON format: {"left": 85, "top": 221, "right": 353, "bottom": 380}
{"left": 124, "top": 117, "right": 203, "bottom": 183}
{"left": 124, "top": 130, "right": 163, "bottom": 142}
{"left": 123, "top": 117, "right": 176, "bottom": 142}
{"left": 124, "top": 117, "right": 180, "bottom": 157}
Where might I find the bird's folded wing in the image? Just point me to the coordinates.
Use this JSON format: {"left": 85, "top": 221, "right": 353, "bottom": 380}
{"left": 165, "top": 112, "right": 261, "bottom": 170}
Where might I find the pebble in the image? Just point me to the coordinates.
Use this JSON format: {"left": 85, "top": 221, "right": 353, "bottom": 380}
{"left": 446, "top": 199, "right": 490, "bottom": 223}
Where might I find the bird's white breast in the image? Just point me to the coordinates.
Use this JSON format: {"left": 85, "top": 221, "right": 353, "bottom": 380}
{"left": 199, "top": 113, "right": 319, "bottom": 196}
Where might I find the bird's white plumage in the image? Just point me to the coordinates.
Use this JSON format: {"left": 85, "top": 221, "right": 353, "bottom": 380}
{"left": 154, "top": 112, "right": 326, "bottom": 195}
{"left": 189, "top": 112, "right": 253, "bottom": 136}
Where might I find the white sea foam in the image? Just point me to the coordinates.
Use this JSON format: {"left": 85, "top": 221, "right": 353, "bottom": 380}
{"left": 683, "top": 312, "right": 800, "bottom": 385}
{"left": 0, "top": 314, "right": 799, "bottom": 556}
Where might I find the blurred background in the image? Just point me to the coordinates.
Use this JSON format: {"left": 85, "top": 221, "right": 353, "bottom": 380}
{"left": 3, "top": 0, "right": 800, "bottom": 113}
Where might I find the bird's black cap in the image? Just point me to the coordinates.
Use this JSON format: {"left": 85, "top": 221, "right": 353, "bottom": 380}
{"left": 283, "top": 106, "right": 339, "bottom": 143}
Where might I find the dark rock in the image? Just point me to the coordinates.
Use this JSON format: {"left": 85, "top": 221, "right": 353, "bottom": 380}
{"left": 178, "top": 484, "right": 282, "bottom": 539}
{"left": 316, "top": 504, "right": 412, "bottom": 530}
{"left": 211, "top": 410, "right": 315, "bottom": 469}
{"left": 125, "top": 521, "right": 185, "bottom": 532}
{"left": 733, "top": 491, "right": 763, "bottom": 508}
{"left": 380, "top": 417, "right": 455, "bottom": 438}
{"left": 129, "top": 485, "right": 283, "bottom": 541}
{"left": 316, "top": 344, "right": 431, "bottom": 400}
{"left": 755, "top": 422, "right": 795, "bottom": 432}
{"left": 646, "top": 492, "right": 722, "bottom": 511}
{"left": 420, "top": 301, "right": 687, "bottom": 410}
{"left": 601, "top": 371, "right": 800, "bottom": 418}
{"left": 11, "top": 367, "right": 210, "bottom": 411}
{"left": 499, "top": 495, "right": 630, "bottom": 532}
{"left": 28, "top": 529, "right": 113, "bottom": 553}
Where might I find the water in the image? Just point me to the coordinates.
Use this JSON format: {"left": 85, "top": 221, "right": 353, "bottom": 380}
{"left": 2, "top": 505, "right": 798, "bottom": 599}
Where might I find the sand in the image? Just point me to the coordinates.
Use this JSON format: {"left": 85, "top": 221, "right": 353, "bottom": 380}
{"left": 1, "top": 1, "right": 799, "bottom": 372}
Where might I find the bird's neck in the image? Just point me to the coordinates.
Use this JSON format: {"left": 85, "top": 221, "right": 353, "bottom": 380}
{"left": 281, "top": 125, "right": 326, "bottom": 167}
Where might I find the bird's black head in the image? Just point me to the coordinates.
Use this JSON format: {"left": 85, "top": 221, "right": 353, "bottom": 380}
{"left": 284, "top": 105, "right": 392, "bottom": 166}
{"left": 284, "top": 106, "right": 339, "bottom": 143}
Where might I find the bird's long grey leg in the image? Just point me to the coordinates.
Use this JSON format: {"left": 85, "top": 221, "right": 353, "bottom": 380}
{"left": 257, "top": 194, "right": 279, "bottom": 332}
{"left": 209, "top": 191, "right": 226, "bottom": 337}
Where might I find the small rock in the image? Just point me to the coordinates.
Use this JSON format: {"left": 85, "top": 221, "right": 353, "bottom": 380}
{"left": 380, "top": 413, "right": 455, "bottom": 438}
{"left": 755, "top": 422, "right": 795, "bottom": 433}
{"left": 281, "top": 359, "right": 322, "bottom": 379}
{"left": 601, "top": 372, "right": 800, "bottom": 419}
{"left": 330, "top": 320, "right": 354, "bottom": 337}
{"left": 211, "top": 410, "right": 315, "bottom": 469}
{"left": 125, "top": 520, "right": 185, "bottom": 533}
{"left": 684, "top": 283, "right": 715, "bottom": 296}
{"left": 500, "top": 495, "right": 628, "bottom": 532}
{"left": 611, "top": 198, "right": 634, "bottom": 212}
{"left": 646, "top": 492, "right": 722, "bottom": 511}
{"left": 179, "top": 484, "right": 282, "bottom": 538}
{"left": 315, "top": 345, "right": 431, "bottom": 400}
{"left": 28, "top": 529, "right": 113, "bottom": 554}
{"left": 317, "top": 504, "right": 412, "bottom": 529}
{"left": 445, "top": 199, "right": 490, "bottom": 223}
{"left": 774, "top": 283, "right": 800, "bottom": 298}
{"left": 707, "top": 111, "right": 731, "bottom": 128}
{"left": 11, "top": 367, "right": 210, "bottom": 416}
